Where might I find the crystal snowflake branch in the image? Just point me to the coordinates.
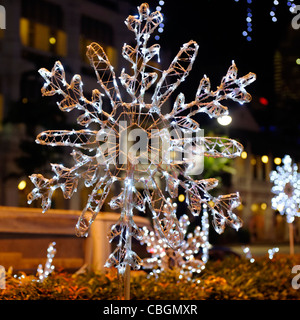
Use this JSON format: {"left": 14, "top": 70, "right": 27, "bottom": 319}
{"left": 167, "top": 61, "right": 256, "bottom": 119}
{"left": 182, "top": 177, "right": 242, "bottom": 234}
{"left": 39, "top": 61, "right": 110, "bottom": 127}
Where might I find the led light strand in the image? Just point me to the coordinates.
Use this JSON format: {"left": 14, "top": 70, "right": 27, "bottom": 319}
{"left": 270, "top": 0, "right": 296, "bottom": 22}
{"left": 243, "top": 0, "right": 253, "bottom": 42}
{"left": 235, "top": 0, "right": 297, "bottom": 41}
{"left": 154, "top": 0, "right": 165, "bottom": 41}
{"left": 37, "top": 242, "right": 56, "bottom": 282}
{"left": 201, "top": 204, "right": 211, "bottom": 263}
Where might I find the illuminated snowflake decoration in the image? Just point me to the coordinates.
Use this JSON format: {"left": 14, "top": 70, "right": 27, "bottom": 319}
{"left": 28, "top": 3, "right": 255, "bottom": 274}
{"left": 270, "top": 155, "right": 300, "bottom": 223}
{"left": 141, "top": 213, "right": 205, "bottom": 281}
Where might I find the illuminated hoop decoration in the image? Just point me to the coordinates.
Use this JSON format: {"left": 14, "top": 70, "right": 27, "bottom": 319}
{"left": 270, "top": 155, "right": 300, "bottom": 255}
{"left": 28, "top": 3, "right": 255, "bottom": 298}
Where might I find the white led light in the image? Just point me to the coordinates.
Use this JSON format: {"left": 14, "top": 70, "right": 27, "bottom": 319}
{"left": 37, "top": 242, "right": 56, "bottom": 282}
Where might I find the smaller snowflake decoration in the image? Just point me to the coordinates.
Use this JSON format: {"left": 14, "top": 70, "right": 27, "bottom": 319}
{"left": 268, "top": 247, "right": 279, "bottom": 260}
{"left": 37, "top": 242, "right": 56, "bottom": 282}
{"left": 242, "top": 246, "right": 255, "bottom": 263}
{"left": 270, "top": 155, "right": 300, "bottom": 223}
{"left": 141, "top": 212, "right": 205, "bottom": 281}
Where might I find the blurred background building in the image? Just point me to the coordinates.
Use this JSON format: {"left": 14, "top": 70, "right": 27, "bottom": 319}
{"left": 0, "top": 0, "right": 135, "bottom": 208}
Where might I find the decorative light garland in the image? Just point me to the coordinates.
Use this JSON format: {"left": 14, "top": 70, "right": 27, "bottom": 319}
{"left": 234, "top": 0, "right": 297, "bottom": 41}
{"left": 154, "top": 0, "right": 165, "bottom": 41}
{"left": 270, "top": 0, "right": 296, "bottom": 23}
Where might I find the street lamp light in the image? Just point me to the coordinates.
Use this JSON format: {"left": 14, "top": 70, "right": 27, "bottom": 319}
{"left": 217, "top": 115, "right": 232, "bottom": 126}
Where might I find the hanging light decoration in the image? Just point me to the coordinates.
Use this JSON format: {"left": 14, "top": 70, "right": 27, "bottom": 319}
{"left": 234, "top": 0, "right": 297, "bottom": 41}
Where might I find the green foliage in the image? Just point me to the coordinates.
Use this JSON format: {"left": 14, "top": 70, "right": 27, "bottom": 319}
{"left": 1, "top": 255, "right": 300, "bottom": 300}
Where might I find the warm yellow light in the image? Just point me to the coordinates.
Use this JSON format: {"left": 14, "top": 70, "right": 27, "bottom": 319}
{"left": 251, "top": 203, "right": 259, "bottom": 211}
{"left": 217, "top": 115, "right": 232, "bottom": 126}
{"left": 274, "top": 157, "right": 281, "bottom": 165}
{"left": 296, "top": 58, "right": 300, "bottom": 65}
{"left": 18, "top": 180, "right": 27, "bottom": 191}
{"left": 237, "top": 203, "right": 244, "bottom": 210}
{"left": 261, "top": 155, "right": 269, "bottom": 164}
{"left": 208, "top": 200, "right": 215, "bottom": 207}
{"left": 178, "top": 194, "right": 185, "bottom": 202}
{"left": 49, "top": 37, "right": 56, "bottom": 45}
{"left": 261, "top": 203, "right": 267, "bottom": 210}
{"left": 241, "top": 151, "right": 247, "bottom": 159}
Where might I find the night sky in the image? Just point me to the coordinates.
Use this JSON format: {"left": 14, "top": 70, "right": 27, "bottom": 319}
{"left": 153, "top": 0, "right": 298, "bottom": 99}
{"left": 128, "top": 0, "right": 300, "bottom": 157}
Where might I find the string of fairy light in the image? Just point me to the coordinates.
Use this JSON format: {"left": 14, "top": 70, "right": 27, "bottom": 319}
{"left": 234, "top": 0, "right": 297, "bottom": 41}
{"left": 154, "top": 0, "right": 165, "bottom": 41}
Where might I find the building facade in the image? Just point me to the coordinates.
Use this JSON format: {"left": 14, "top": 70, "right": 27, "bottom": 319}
{"left": 0, "top": 0, "right": 135, "bottom": 207}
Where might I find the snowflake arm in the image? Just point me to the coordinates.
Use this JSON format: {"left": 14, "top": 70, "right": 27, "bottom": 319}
{"left": 75, "top": 173, "right": 114, "bottom": 237}
{"left": 144, "top": 181, "right": 184, "bottom": 250}
{"left": 28, "top": 151, "right": 98, "bottom": 213}
{"left": 39, "top": 61, "right": 109, "bottom": 125}
{"left": 183, "top": 178, "right": 242, "bottom": 233}
{"left": 209, "top": 192, "right": 242, "bottom": 234}
{"left": 86, "top": 42, "right": 122, "bottom": 108}
{"left": 168, "top": 61, "right": 256, "bottom": 119}
{"left": 36, "top": 129, "right": 98, "bottom": 149}
{"left": 152, "top": 40, "right": 199, "bottom": 110}
{"left": 203, "top": 136, "right": 244, "bottom": 158}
